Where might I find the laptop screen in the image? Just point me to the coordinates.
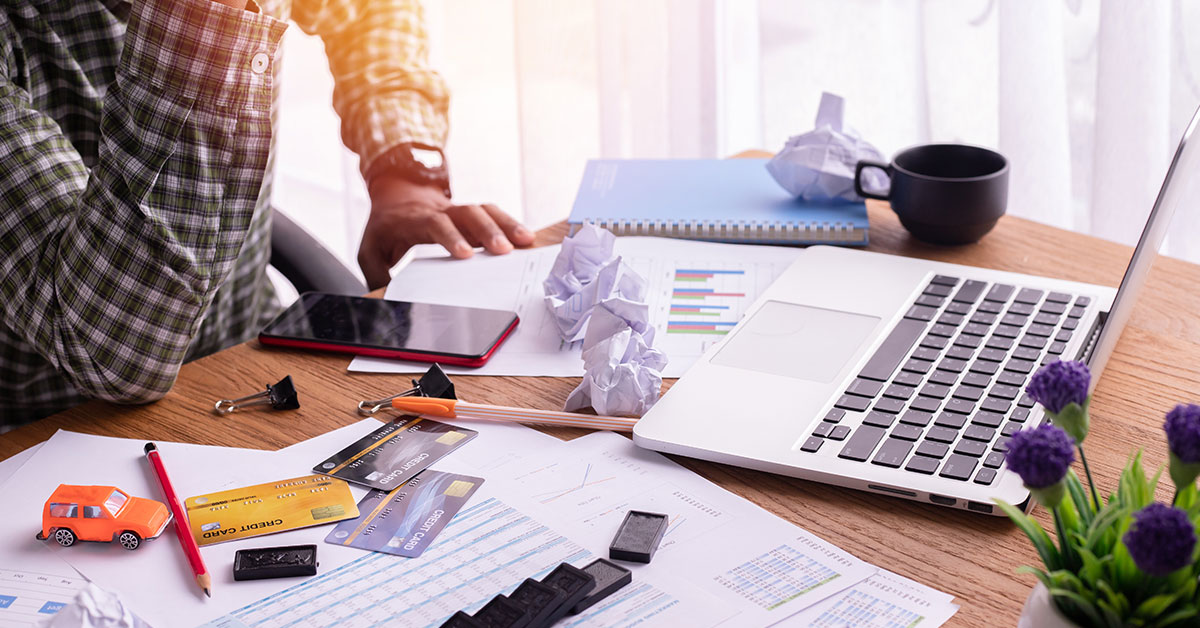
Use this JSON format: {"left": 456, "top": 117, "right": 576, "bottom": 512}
{"left": 1087, "top": 103, "right": 1200, "bottom": 387}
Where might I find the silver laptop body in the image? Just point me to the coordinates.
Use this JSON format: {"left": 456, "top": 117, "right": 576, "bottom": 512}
{"left": 633, "top": 104, "right": 1200, "bottom": 515}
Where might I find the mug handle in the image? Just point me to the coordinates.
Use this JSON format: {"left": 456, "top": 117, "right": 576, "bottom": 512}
{"left": 854, "top": 160, "right": 892, "bottom": 200}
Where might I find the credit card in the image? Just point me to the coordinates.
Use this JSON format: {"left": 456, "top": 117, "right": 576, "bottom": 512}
{"left": 324, "top": 470, "right": 483, "bottom": 557}
{"left": 313, "top": 417, "right": 477, "bottom": 491}
{"left": 185, "top": 475, "right": 360, "bottom": 546}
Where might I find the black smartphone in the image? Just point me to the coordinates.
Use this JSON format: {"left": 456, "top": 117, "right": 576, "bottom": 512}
{"left": 258, "top": 293, "right": 519, "bottom": 367}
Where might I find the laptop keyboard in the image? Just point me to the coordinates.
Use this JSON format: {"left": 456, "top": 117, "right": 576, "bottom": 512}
{"left": 801, "top": 275, "right": 1092, "bottom": 486}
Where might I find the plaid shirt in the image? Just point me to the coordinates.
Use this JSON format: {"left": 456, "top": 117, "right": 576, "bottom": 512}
{"left": 0, "top": 0, "right": 448, "bottom": 425}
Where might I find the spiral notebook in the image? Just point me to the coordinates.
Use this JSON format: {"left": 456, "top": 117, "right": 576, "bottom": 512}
{"left": 567, "top": 158, "right": 869, "bottom": 245}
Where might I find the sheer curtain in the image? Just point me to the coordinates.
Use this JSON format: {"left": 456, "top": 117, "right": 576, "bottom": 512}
{"left": 273, "top": 0, "right": 1200, "bottom": 277}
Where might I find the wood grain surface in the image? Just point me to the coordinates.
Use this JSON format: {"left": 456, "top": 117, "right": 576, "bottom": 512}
{"left": 3, "top": 197, "right": 1197, "bottom": 627}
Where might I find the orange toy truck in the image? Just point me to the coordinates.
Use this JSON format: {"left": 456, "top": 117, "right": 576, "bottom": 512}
{"left": 36, "top": 485, "right": 171, "bottom": 550}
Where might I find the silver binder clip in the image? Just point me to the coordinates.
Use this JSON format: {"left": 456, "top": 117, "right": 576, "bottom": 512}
{"left": 214, "top": 376, "right": 300, "bottom": 415}
{"left": 357, "top": 364, "right": 456, "bottom": 415}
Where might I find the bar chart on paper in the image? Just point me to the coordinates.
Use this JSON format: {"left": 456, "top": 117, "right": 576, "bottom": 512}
{"left": 635, "top": 255, "right": 800, "bottom": 366}
{"left": 668, "top": 269, "right": 750, "bottom": 335}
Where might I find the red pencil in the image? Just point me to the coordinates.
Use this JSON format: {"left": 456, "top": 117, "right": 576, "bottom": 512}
{"left": 144, "top": 442, "right": 211, "bottom": 598}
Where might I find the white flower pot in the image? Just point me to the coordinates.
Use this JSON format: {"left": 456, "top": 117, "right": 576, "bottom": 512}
{"left": 1017, "top": 583, "right": 1081, "bottom": 628}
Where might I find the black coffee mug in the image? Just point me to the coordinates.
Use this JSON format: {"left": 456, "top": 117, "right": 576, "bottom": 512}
{"left": 854, "top": 144, "right": 1009, "bottom": 245}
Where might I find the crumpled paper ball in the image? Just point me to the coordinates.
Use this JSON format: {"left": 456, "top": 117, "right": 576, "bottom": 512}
{"left": 543, "top": 224, "right": 618, "bottom": 301}
{"left": 46, "top": 583, "right": 153, "bottom": 628}
{"left": 543, "top": 224, "right": 646, "bottom": 342}
{"left": 564, "top": 298, "right": 667, "bottom": 417}
{"left": 766, "top": 91, "right": 887, "bottom": 202}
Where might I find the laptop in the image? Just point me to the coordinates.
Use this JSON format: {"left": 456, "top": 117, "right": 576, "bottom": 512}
{"left": 633, "top": 104, "right": 1200, "bottom": 515}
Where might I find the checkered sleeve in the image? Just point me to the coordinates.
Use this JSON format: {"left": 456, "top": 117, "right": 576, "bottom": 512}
{"left": 0, "top": 0, "right": 287, "bottom": 403}
{"left": 292, "top": 0, "right": 449, "bottom": 176}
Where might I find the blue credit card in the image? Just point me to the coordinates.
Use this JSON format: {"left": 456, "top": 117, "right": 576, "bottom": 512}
{"left": 324, "top": 470, "right": 484, "bottom": 557}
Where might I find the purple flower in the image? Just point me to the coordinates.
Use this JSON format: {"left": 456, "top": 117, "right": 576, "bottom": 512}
{"left": 1123, "top": 503, "right": 1197, "bottom": 577}
{"left": 1004, "top": 424, "right": 1075, "bottom": 489}
{"left": 1026, "top": 361, "right": 1091, "bottom": 414}
{"left": 1165, "top": 404, "right": 1200, "bottom": 464}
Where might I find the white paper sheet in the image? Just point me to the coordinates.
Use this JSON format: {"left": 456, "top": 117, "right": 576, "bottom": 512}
{"left": 491, "top": 432, "right": 879, "bottom": 626}
{"left": 0, "top": 420, "right": 559, "bottom": 628}
{"left": 0, "top": 567, "right": 88, "bottom": 628}
{"left": 204, "top": 432, "right": 881, "bottom": 628}
{"left": 349, "top": 237, "right": 804, "bottom": 377}
{"left": 0, "top": 442, "right": 82, "bottom": 628}
{"left": 0, "top": 443, "right": 42, "bottom": 485}
{"left": 788, "top": 568, "right": 959, "bottom": 627}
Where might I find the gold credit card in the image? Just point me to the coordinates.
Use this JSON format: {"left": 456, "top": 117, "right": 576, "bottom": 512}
{"left": 185, "top": 475, "right": 360, "bottom": 546}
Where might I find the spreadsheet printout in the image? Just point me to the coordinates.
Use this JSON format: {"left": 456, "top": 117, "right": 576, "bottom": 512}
{"left": 202, "top": 432, "right": 880, "bottom": 627}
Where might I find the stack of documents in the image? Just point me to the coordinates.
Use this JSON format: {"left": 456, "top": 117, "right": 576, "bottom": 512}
{"left": 0, "top": 420, "right": 957, "bottom": 627}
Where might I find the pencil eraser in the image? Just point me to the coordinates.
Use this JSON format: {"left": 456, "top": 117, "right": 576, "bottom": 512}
{"left": 538, "top": 562, "right": 595, "bottom": 627}
{"left": 438, "top": 611, "right": 482, "bottom": 628}
{"left": 609, "top": 510, "right": 669, "bottom": 563}
{"left": 472, "top": 595, "right": 530, "bottom": 628}
{"left": 507, "top": 578, "right": 564, "bottom": 628}
{"left": 232, "top": 545, "right": 318, "bottom": 581}
{"left": 571, "top": 558, "right": 632, "bottom": 614}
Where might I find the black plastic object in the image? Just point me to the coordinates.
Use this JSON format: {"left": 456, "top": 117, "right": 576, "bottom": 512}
{"left": 571, "top": 558, "right": 632, "bottom": 614}
{"left": 507, "top": 579, "right": 564, "bottom": 628}
{"left": 266, "top": 376, "right": 301, "bottom": 410}
{"left": 232, "top": 545, "right": 317, "bottom": 581}
{"left": 416, "top": 364, "right": 456, "bottom": 399}
{"left": 472, "top": 595, "right": 530, "bottom": 628}
{"left": 609, "top": 510, "right": 669, "bottom": 563}
{"left": 537, "top": 563, "right": 595, "bottom": 627}
{"left": 269, "top": 206, "right": 367, "bottom": 296}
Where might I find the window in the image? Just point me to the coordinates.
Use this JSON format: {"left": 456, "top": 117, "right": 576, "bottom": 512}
{"left": 48, "top": 503, "right": 77, "bottom": 518}
{"left": 104, "top": 490, "right": 128, "bottom": 517}
{"left": 83, "top": 506, "right": 104, "bottom": 518}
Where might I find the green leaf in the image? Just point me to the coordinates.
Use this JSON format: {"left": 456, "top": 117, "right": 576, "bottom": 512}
{"left": 997, "top": 499, "right": 1062, "bottom": 570}
{"left": 1076, "top": 547, "right": 1105, "bottom": 588}
{"left": 1097, "top": 579, "right": 1131, "bottom": 617}
{"left": 1112, "top": 519, "right": 1140, "bottom": 592}
{"left": 1067, "top": 470, "right": 1096, "bottom": 526}
{"left": 1084, "top": 502, "right": 1129, "bottom": 553}
{"left": 1176, "top": 483, "right": 1198, "bottom": 512}
{"left": 1059, "top": 495, "right": 1082, "bottom": 536}
{"left": 1048, "top": 587, "right": 1106, "bottom": 627}
{"left": 1156, "top": 606, "right": 1199, "bottom": 628}
{"left": 1134, "top": 593, "right": 1181, "bottom": 619}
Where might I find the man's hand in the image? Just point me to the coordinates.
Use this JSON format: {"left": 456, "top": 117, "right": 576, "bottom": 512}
{"left": 358, "top": 176, "right": 535, "bottom": 290}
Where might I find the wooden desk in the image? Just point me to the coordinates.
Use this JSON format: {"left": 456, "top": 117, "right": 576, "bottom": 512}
{"left": 4, "top": 202, "right": 1198, "bottom": 627}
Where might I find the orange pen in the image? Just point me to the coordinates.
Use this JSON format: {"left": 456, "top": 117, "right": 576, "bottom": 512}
{"left": 388, "top": 397, "right": 638, "bottom": 432}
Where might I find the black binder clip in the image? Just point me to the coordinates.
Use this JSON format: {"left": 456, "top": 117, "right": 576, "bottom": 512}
{"left": 358, "top": 364, "right": 456, "bottom": 415}
{"left": 214, "top": 376, "right": 301, "bottom": 415}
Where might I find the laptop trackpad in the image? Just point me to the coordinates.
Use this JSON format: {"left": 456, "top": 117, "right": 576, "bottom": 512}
{"left": 712, "top": 300, "right": 880, "bottom": 383}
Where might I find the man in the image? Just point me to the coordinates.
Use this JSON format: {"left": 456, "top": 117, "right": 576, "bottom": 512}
{"left": 0, "top": 0, "right": 532, "bottom": 424}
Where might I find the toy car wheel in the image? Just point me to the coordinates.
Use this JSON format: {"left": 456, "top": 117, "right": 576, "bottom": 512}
{"left": 54, "top": 528, "right": 76, "bottom": 547}
{"left": 118, "top": 531, "right": 141, "bottom": 550}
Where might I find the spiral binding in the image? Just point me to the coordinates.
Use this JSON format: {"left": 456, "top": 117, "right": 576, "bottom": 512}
{"left": 576, "top": 219, "right": 864, "bottom": 243}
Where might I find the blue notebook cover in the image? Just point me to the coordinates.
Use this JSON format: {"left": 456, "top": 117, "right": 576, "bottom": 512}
{"left": 567, "top": 159, "right": 869, "bottom": 245}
